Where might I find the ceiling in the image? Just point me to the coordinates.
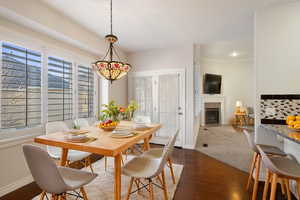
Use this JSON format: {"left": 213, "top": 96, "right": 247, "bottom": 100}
{"left": 40, "top": 0, "right": 282, "bottom": 53}
{"left": 199, "top": 39, "right": 254, "bottom": 61}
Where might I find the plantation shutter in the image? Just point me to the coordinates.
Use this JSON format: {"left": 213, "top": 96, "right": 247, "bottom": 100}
{"left": 48, "top": 57, "right": 73, "bottom": 122}
{"left": 1, "top": 42, "right": 42, "bottom": 129}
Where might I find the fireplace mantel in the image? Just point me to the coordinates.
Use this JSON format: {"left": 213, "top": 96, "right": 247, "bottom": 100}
{"left": 200, "top": 95, "right": 225, "bottom": 126}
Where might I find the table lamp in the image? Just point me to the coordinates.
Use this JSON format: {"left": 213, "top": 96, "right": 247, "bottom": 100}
{"left": 236, "top": 100, "right": 243, "bottom": 113}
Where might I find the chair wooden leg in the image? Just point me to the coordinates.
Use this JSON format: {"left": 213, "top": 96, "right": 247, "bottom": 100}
{"left": 297, "top": 179, "right": 300, "bottom": 200}
{"left": 134, "top": 178, "right": 141, "bottom": 195}
{"left": 65, "top": 160, "right": 71, "bottom": 167}
{"left": 121, "top": 154, "right": 124, "bottom": 166}
{"left": 51, "top": 194, "right": 58, "bottom": 200}
{"left": 86, "top": 157, "right": 94, "bottom": 173}
{"left": 80, "top": 187, "right": 89, "bottom": 200}
{"left": 270, "top": 173, "right": 278, "bottom": 200}
{"left": 148, "top": 179, "right": 154, "bottom": 200}
{"left": 167, "top": 158, "right": 176, "bottom": 184}
{"left": 125, "top": 149, "right": 129, "bottom": 160}
{"left": 126, "top": 177, "right": 134, "bottom": 200}
{"left": 156, "top": 175, "right": 163, "bottom": 186}
{"left": 247, "top": 152, "right": 257, "bottom": 190}
{"left": 39, "top": 191, "right": 46, "bottom": 200}
{"left": 104, "top": 156, "right": 107, "bottom": 171}
{"left": 285, "top": 179, "right": 291, "bottom": 200}
{"left": 262, "top": 169, "right": 271, "bottom": 200}
{"left": 58, "top": 194, "right": 66, "bottom": 200}
{"left": 252, "top": 154, "right": 261, "bottom": 200}
{"left": 280, "top": 178, "right": 286, "bottom": 195}
{"left": 161, "top": 169, "right": 169, "bottom": 200}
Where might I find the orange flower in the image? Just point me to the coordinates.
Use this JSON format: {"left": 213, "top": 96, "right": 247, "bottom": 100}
{"left": 119, "top": 107, "right": 126, "bottom": 113}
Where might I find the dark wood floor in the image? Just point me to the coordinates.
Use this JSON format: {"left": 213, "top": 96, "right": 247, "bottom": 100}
{"left": 0, "top": 145, "right": 293, "bottom": 200}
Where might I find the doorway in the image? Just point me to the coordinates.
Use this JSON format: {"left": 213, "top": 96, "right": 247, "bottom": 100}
{"left": 129, "top": 69, "right": 185, "bottom": 147}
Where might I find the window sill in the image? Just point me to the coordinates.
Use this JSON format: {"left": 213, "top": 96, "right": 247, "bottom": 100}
{"left": 0, "top": 127, "right": 45, "bottom": 149}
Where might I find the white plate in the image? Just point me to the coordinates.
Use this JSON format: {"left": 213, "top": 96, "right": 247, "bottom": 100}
{"left": 112, "top": 130, "right": 132, "bottom": 136}
{"left": 110, "top": 132, "right": 137, "bottom": 138}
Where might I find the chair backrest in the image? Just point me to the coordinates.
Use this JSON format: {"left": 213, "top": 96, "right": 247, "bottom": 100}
{"left": 151, "top": 130, "right": 179, "bottom": 178}
{"left": 23, "top": 145, "right": 67, "bottom": 194}
{"left": 247, "top": 107, "right": 254, "bottom": 115}
{"left": 243, "top": 130, "right": 258, "bottom": 153}
{"left": 74, "top": 118, "right": 90, "bottom": 129}
{"left": 46, "top": 121, "right": 69, "bottom": 134}
{"left": 134, "top": 115, "right": 151, "bottom": 124}
{"left": 46, "top": 121, "right": 69, "bottom": 157}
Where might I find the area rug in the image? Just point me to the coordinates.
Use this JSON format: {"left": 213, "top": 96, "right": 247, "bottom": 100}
{"left": 33, "top": 155, "right": 183, "bottom": 199}
{"left": 195, "top": 125, "right": 253, "bottom": 172}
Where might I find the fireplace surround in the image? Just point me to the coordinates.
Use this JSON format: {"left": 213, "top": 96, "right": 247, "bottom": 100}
{"left": 200, "top": 95, "right": 225, "bottom": 126}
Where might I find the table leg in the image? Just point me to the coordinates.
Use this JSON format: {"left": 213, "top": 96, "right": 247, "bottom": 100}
{"left": 114, "top": 154, "right": 122, "bottom": 200}
{"left": 60, "top": 148, "right": 69, "bottom": 166}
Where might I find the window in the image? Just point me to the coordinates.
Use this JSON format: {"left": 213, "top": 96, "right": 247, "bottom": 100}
{"left": 1, "top": 42, "right": 42, "bottom": 129}
{"left": 78, "top": 65, "right": 94, "bottom": 118}
{"left": 48, "top": 57, "right": 73, "bottom": 122}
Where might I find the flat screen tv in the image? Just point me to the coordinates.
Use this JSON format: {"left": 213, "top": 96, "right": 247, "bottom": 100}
{"left": 203, "top": 73, "right": 222, "bottom": 94}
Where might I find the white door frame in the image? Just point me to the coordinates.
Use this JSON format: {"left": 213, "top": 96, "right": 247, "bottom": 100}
{"left": 128, "top": 68, "right": 186, "bottom": 147}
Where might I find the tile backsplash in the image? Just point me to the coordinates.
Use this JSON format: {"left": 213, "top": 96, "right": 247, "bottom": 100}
{"left": 260, "top": 95, "right": 300, "bottom": 124}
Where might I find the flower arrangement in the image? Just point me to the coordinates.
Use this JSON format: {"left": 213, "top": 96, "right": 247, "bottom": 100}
{"left": 99, "top": 100, "right": 139, "bottom": 122}
{"left": 119, "top": 100, "right": 139, "bottom": 121}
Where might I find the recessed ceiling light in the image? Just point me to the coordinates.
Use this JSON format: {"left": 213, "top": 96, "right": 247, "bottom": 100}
{"left": 229, "top": 51, "right": 239, "bottom": 57}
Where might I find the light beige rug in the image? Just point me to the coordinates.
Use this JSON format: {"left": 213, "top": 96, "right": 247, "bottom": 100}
{"left": 196, "top": 125, "right": 253, "bottom": 172}
{"left": 33, "top": 155, "right": 183, "bottom": 200}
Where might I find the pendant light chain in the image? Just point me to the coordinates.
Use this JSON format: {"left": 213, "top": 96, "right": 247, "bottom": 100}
{"left": 92, "top": 0, "right": 132, "bottom": 83}
{"left": 110, "top": 0, "right": 113, "bottom": 35}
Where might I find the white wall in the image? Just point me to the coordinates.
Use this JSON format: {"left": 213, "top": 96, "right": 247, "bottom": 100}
{"left": 128, "top": 45, "right": 196, "bottom": 148}
{"left": 255, "top": 1, "right": 300, "bottom": 126}
{"left": 108, "top": 77, "right": 128, "bottom": 107}
{"left": 200, "top": 59, "right": 254, "bottom": 124}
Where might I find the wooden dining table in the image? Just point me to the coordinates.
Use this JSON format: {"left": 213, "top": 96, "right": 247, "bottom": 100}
{"left": 34, "top": 121, "right": 162, "bottom": 200}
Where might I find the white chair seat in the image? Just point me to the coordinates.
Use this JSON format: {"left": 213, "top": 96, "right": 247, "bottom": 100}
{"left": 48, "top": 146, "right": 91, "bottom": 162}
{"left": 122, "top": 156, "right": 161, "bottom": 178}
{"left": 142, "top": 148, "right": 163, "bottom": 158}
{"left": 58, "top": 166, "right": 97, "bottom": 190}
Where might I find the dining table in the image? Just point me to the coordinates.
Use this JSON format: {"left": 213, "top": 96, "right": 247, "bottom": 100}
{"left": 34, "top": 121, "right": 162, "bottom": 200}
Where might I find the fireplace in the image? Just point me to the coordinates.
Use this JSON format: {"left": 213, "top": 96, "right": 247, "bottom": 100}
{"left": 204, "top": 103, "right": 221, "bottom": 125}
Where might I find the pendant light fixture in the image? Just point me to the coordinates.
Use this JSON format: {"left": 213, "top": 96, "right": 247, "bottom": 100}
{"left": 92, "top": 0, "right": 131, "bottom": 83}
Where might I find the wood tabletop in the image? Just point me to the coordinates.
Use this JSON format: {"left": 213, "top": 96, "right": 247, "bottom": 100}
{"left": 34, "top": 121, "right": 161, "bottom": 157}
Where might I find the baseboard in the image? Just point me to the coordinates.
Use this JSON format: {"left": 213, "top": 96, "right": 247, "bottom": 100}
{"left": 183, "top": 144, "right": 195, "bottom": 149}
{"left": 0, "top": 175, "right": 33, "bottom": 197}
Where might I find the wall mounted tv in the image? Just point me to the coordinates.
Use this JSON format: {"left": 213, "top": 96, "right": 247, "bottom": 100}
{"left": 203, "top": 73, "right": 222, "bottom": 94}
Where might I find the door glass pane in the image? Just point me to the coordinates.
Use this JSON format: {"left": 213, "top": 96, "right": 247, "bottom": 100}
{"left": 158, "top": 74, "right": 179, "bottom": 138}
{"left": 132, "top": 77, "right": 153, "bottom": 121}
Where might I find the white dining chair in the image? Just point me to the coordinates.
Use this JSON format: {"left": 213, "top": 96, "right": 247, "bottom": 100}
{"left": 74, "top": 118, "right": 90, "bottom": 129}
{"left": 46, "top": 121, "right": 94, "bottom": 172}
{"left": 122, "top": 130, "right": 179, "bottom": 200}
{"left": 141, "top": 131, "right": 179, "bottom": 184}
{"left": 128, "top": 115, "right": 152, "bottom": 154}
{"left": 23, "top": 144, "right": 97, "bottom": 200}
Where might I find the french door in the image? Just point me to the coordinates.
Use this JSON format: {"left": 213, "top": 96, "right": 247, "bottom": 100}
{"left": 129, "top": 69, "right": 185, "bottom": 147}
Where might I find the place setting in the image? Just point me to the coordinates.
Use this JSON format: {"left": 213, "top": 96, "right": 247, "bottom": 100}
{"left": 63, "top": 129, "right": 96, "bottom": 143}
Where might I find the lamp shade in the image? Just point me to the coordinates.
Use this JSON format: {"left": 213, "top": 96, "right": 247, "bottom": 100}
{"left": 236, "top": 100, "right": 243, "bottom": 107}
